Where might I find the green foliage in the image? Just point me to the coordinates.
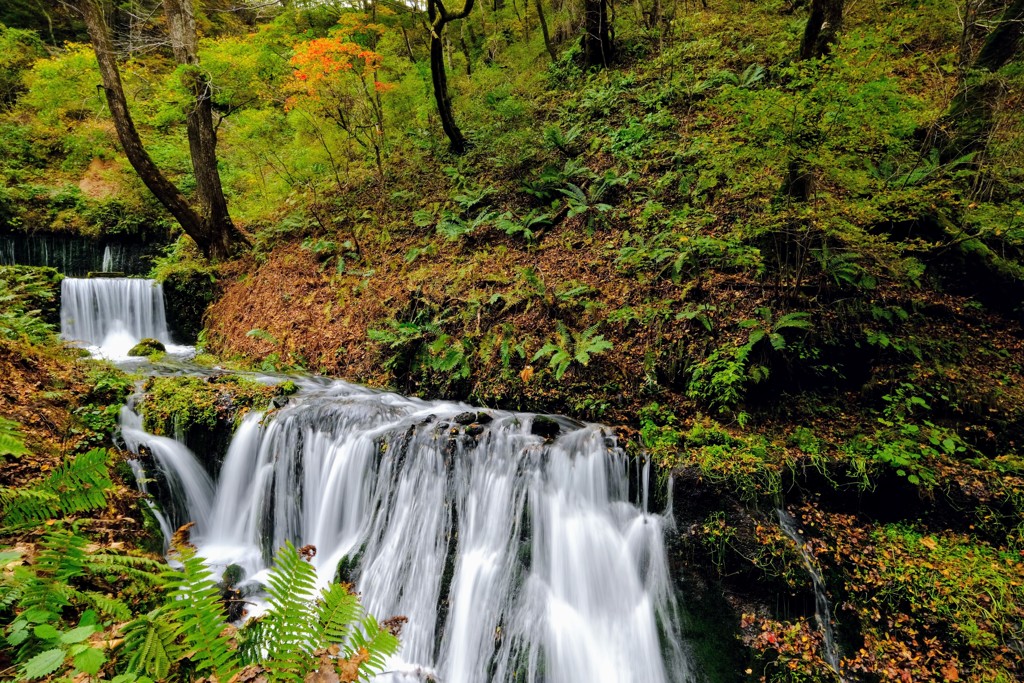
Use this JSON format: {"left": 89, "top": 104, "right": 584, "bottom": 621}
{"left": 0, "top": 416, "right": 30, "bottom": 458}
{"left": 123, "top": 549, "right": 238, "bottom": 681}
{"left": 0, "top": 266, "right": 60, "bottom": 344}
{"left": 125, "top": 541, "right": 398, "bottom": 683}
{"left": 532, "top": 321, "right": 613, "bottom": 381}
{"left": 0, "top": 449, "right": 113, "bottom": 529}
{"left": 618, "top": 230, "right": 763, "bottom": 284}
{"left": 0, "top": 24, "right": 44, "bottom": 108}
{"left": 368, "top": 309, "right": 473, "bottom": 387}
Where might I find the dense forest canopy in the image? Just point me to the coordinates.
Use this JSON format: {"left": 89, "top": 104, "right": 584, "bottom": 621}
{"left": 0, "top": 0, "right": 1023, "bottom": 680}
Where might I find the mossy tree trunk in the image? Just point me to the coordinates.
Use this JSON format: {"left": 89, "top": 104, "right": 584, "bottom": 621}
{"left": 938, "top": 0, "right": 1024, "bottom": 159}
{"left": 78, "top": 0, "right": 244, "bottom": 260}
{"left": 799, "top": 0, "right": 843, "bottom": 60}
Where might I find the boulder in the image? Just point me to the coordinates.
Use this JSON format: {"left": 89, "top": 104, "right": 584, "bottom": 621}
{"left": 531, "top": 416, "right": 560, "bottom": 440}
{"left": 127, "top": 338, "right": 166, "bottom": 356}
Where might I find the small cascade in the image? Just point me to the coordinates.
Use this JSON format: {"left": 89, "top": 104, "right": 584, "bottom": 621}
{"left": 776, "top": 508, "right": 843, "bottom": 678}
{"left": 60, "top": 277, "right": 182, "bottom": 359}
{"left": 123, "top": 381, "right": 694, "bottom": 683}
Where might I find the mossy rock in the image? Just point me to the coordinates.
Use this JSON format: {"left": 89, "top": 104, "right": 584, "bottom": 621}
{"left": 128, "top": 338, "right": 166, "bottom": 356}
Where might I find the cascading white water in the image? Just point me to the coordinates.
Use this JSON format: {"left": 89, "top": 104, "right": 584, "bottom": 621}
{"left": 776, "top": 508, "right": 843, "bottom": 678}
{"left": 60, "top": 277, "right": 181, "bottom": 359}
{"left": 123, "top": 379, "right": 694, "bottom": 683}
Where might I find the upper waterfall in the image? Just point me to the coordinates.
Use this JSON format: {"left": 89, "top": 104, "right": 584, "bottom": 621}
{"left": 122, "top": 378, "right": 694, "bottom": 683}
{"left": 60, "top": 277, "right": 183, "bottom": 359}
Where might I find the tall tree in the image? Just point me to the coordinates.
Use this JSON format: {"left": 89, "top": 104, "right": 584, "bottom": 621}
{"left": 582, "top": 0, "right": 612, "bottom": 68}
{"left": 939, "top": 0, "right": 1024, "bottom": 158}
{"left": 78, "top": 0, "right": 244, "bottom": 259}
{"left": 428, "top": 0, "right": 474, "bottom": 154}
{"left": 799, "top": 0, "right": 843, "bottom": 60}
{"left": 535, "top": 0, "right": 557, "bottom": 62}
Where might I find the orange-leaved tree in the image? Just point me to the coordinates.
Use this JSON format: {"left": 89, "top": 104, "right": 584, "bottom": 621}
{"left": 285, "top": 17, "right": 393, "bottom": 181}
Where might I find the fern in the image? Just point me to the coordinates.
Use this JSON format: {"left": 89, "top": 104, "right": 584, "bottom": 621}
{"left": 261, "top": 541, "right": 320, "bottom": 681}
{"left": 0, "top": 417, "right": 30, "bottom": 458}
{"left": 345, "top": 616, "right": 399, "bottom": 680}
{"left": 533, "top": 322, "right": 613, "bottom": 380}
{"left": 165, "top": 551, "right": 239, "bottom": 681}
{"left": 122, "top": 610, "right": 180, "bottom": 680}
{"left": 0, "top": 448, "right": 113, "bottom": 528}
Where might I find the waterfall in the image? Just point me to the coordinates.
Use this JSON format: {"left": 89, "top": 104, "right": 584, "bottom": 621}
{"left": 0, "top": 233, "right": 151, "bottom": 275}
{"left": 776, "top": 508, "right": 843, "bottom": 678}
{"left": 123, "top": 380, "right": 694, "bottom": 683}
{"left": 60, "top": 277, "right": 178, "bottom": 359}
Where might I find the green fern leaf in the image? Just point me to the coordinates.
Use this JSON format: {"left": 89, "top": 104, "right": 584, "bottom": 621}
{"left": 0, "top": 417, "right": 29, "bottom": 458}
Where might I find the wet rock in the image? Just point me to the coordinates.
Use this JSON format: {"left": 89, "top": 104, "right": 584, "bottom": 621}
{"left": 465, "top": 423, "right": 486, "bottom": 437}
{"left": 270, "top": 394, "right": 291, "bottom": 409}
{"left": 476, "top": 412, "right": 494, "bottom": 424}
{"left": 531, "top": 416, "right": 560, "bottom": 440}
{"left": 453, "top": 411, "right": 477, "bottom": 425}
{"left": 127, "top": 337, "right": 165, "bottom": 356}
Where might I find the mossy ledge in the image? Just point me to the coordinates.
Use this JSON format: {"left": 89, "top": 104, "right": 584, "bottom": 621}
{"left": 139, "top": 374, "right": 285, "bottom": 476}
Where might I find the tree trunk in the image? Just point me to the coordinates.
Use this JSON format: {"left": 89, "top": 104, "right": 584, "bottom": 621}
{"left": 536, "top": 0, "right": 557, "bottom": 62}
{"left": 938, "top": 0, "right": 1024, "bottom": 158}
{"left": 974, "top": 0, "right": 1024, "bottom": 71}
{"left": 800, "top": 0, "right": 843, "bottom": 60}
{"left": 79, "top": 0, "right": 242, "bottom": 260}
{"left": 164, "top": 0, "right": 240, "bottom": 260}
{"left": 428, "top": 0, "right": 474, "bottom": 154}
{"left": 582, "top": 0, "right": 612, "bottom": 68}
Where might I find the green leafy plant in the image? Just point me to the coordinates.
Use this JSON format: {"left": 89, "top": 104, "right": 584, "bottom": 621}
{"left": 0, "top": 449, "right": 113, "bottom": 529}
{"left": 0, "top": 417, "right": 30, "bottom": 459}
{"left": 6, "top": 609, "right": 107, "bottom": 680}
{"left": 124, "top": 541, "right": 398, "bottom": 683}
{"left": 532, "top": 321, "right": 613, "bottom": 380}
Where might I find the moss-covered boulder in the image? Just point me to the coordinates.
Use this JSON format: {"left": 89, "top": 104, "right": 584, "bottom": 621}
{"left": 127, "top": 338, "right": 166, "bottom": 356}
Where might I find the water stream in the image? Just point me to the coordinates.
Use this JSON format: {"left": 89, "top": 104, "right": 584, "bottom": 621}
{"left": 82, "top": 276, "right": 695, "bottom": 682}
{"left": 776, "top": 508, "right": 842, "bottom": 677}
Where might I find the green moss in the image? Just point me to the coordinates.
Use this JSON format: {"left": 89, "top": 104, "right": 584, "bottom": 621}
{"left": 140, "top": 374, "right": 279, "bottom": 437}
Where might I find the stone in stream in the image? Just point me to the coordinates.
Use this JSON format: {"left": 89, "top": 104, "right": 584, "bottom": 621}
{"left": 127, "top": 338, "right": 166, "bottom": 356}
{"left": 453, "top": 410, "right": 493, "bottom": 425}
{"left": 530, "top": 415, "right": 560, "bottom": 440}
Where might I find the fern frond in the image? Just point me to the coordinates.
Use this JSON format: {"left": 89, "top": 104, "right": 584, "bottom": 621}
{"left": 122, "top": 609, "right": 182, "bottom": 680}
{"left": 1, "top": 449, "right": 112, "bottom": 528}
{"left": 260, "top": 541, "right": 319, "bottom": 681}
{"left": 0, "top": 417, "right": 30, "bottom": 458}
{"left": 315, "top": 584, "right": 360, "bottom": 648}
{"left": 346, "top": 617, "right": 399, "bottom": 681}
{"left": 163, "top": 551, "right": 238, "bottom": 681}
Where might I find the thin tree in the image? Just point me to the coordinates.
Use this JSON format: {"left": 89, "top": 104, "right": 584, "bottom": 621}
{"left": 428, "top": 0, "right": 475, "bottom": 153}
{"left": 536, "top": 0, "right": 557, "bottom": 62}
{"left": 582, "top": 0, "right": 612, "bottom": 67}
{"left": 77, "top": 0, "right": 245, "bottom": 259}
{"left": 799, "top": 0, "right": 843, "bottom": 60}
